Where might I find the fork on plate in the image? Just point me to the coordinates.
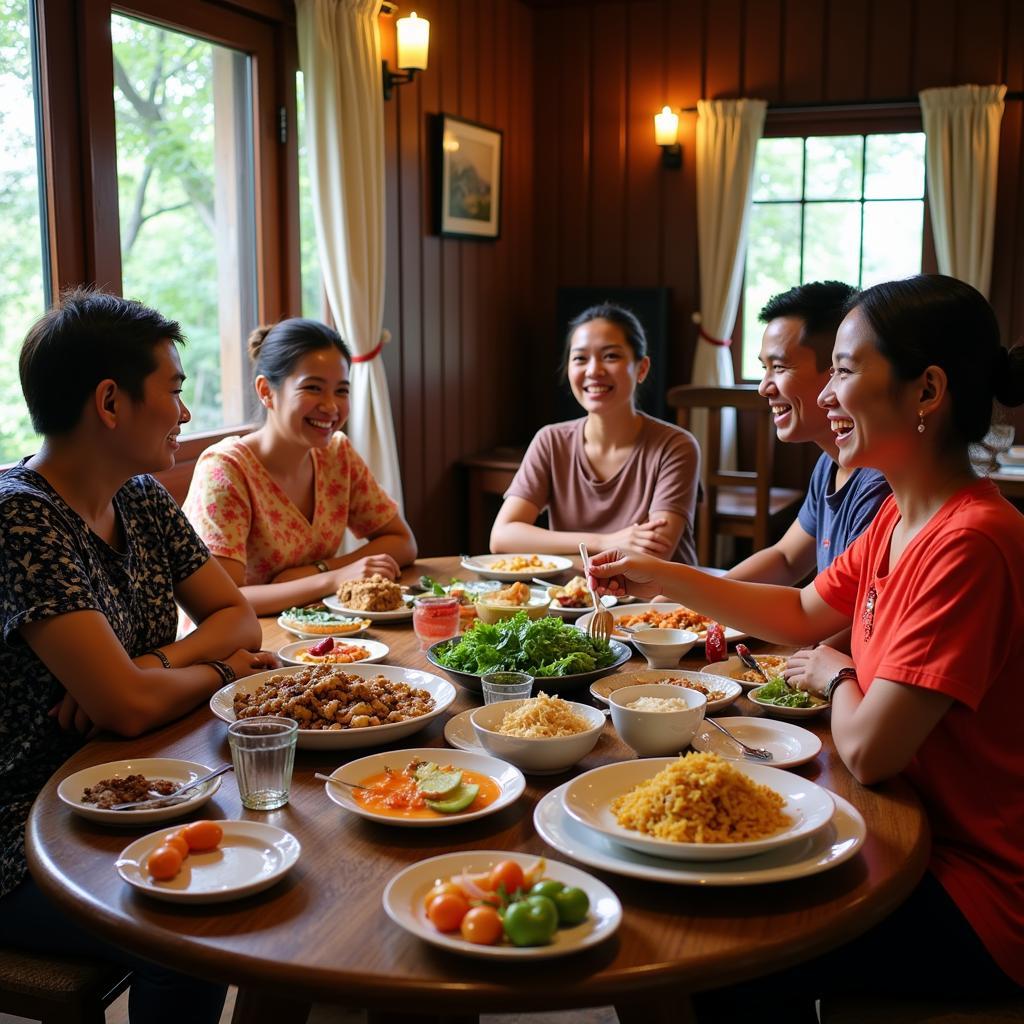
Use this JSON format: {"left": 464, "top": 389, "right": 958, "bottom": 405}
{"left": 110, "top": 764, "right": 234, "bottom": 811}
{"left": 703, "top": 717, "right": 773, "bottom": 761}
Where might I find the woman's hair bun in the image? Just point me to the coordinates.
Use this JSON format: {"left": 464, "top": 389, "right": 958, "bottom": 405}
{"left": 247, "top": 325, "right": 272, "bottom": 363}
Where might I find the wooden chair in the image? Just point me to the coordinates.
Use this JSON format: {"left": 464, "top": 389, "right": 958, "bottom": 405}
{"left": 667, "top": 384, "right": 804, "bottom": 567}
{"left": 0, "top": 947, "right": 130, "bottom": 1024}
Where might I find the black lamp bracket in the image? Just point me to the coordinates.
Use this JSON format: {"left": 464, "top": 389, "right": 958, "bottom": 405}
{"left": 382, "top": 60, "right": 418, "bottom": 101}
{"left": 660, "top": 143, "right": 682, "bottom": 169}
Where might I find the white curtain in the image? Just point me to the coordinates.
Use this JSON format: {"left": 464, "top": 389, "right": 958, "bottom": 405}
{"left": 919, "top": 84, "right": 1006, "bottom": 298}
{"left": 693, "top": 98, "right": 767, "bottom": 469}
{"left": 296, "top": 0, "right": 403, "bottom": 509}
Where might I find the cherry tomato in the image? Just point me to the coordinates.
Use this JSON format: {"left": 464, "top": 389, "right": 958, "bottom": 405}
{"left": 422, "top": 881, "right": 466, "bottom": 913}
{"left": 160, "top": 831, "right": 189, "bottom": 859}
{"left": 488, "top": 859, "right": 525, "bottom": 896}
{"left": 180, "top": 820, "right": 223, "bottom": 852}
{"left": 459, "top": 905, "right": 503, "bottom": 945}
{"left": 529, "top": 880, "right": 564, "bottom": 901}
{"left": 705, "top": 622, "right": 726, "bottom": 664}
{"left": 146, "top": 844, "right": 183, "bottom": 881}
{"left": 502, "top": 895, "right": 558, "bottom": 947}
{"left": 426, "top": 892, "right": 470, "bottom": 933}
{"left": 552, "top": 886, "right": 589, "bottom": 926}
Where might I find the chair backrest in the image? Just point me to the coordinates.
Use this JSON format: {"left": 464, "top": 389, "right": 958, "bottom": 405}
{"left": 666, "top": 384, "right": 784, "bottom": 563}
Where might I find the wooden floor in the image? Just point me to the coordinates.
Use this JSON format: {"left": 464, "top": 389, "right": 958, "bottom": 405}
{"left": 1, "top": 989, "right": 620, "bottom": 1024}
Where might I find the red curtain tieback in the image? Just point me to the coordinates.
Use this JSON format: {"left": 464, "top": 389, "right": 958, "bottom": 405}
{"left": 351, "top": 329, "right": 391, "bottom": 364}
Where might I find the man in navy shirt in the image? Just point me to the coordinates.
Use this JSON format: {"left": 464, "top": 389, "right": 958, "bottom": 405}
{"left": 727, "top": 281, "right": 890, "bottom": 584}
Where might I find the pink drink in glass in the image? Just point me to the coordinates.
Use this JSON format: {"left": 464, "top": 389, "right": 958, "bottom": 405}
{"left": 413, "top": 595, "right": 461, "bottom": 650}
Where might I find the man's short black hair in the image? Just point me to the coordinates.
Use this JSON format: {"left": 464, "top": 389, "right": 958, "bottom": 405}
{"left": 758, "top": 281, "right": 858, "bottom": 370}
{"left": 19, "top": 288, "right": 185, "bottom": 436}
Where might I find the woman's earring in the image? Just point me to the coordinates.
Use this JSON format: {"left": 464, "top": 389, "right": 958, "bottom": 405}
{"left": 917, "top": 410, "right": 926, "bottom": 434}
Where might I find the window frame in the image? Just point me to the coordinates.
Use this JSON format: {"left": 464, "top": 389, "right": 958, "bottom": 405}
{"left": 9, "top": 0, "right": 301, "bottom": 470}
{"left": 734, "top": 104, "right": 937, "bottom": 382}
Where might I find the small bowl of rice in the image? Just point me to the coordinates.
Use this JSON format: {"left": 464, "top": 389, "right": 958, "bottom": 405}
{"left": 609, "top": 683, "right": 707, "bottom": 757}
{"left": 470, "top": 692, "right": 605, "bottom": 774}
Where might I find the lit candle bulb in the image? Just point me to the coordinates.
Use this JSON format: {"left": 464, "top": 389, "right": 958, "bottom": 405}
{"left": 396, "top": 11, "right": 430, "bottom": 70}
{"left": 654, "top": 105, "right": 679, "bottom": 147}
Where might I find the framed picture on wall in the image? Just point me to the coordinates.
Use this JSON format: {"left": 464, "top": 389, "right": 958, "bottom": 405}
{"left": 436, "top": 114, "right": 502, "bottom": 239}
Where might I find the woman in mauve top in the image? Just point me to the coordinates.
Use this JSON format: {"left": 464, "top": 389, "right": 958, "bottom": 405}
{"left": 184, "top": 319, "right": 416, "bottom": 615}
{"left": 589, "top": 276, "right": 1024, "bottom": 1013}
{"left": 491, "top": 303, "right": 700, "bottom": 564}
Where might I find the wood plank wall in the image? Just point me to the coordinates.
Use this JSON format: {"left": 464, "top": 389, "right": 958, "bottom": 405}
{"left": 380, "top": 0, "right": 535, "bottom": 555}
{"left": 526, "top": 0, "right": 1024, "bottom": 486}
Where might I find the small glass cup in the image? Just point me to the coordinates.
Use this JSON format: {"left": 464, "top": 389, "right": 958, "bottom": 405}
{"left": 413, "top": 594, "right": 461, "bottom": 650}
{"left": 227, "top": 716, "right": 298, "bottom": 811}
{"left": 480, "top": 670, "right": 535, "bottom": 705}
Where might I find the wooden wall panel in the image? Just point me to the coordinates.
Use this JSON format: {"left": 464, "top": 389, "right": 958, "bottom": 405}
{"left": 867, "top": 0, "right": 914, "bottom": 99}
{"left": 523, "top": 0, "right": 1023, "bottom": 493}
{"left": 381, "top": 0, "right": 534, "bottom": 554}
{"left": 824, "top": 0, "right": 868, "bottom": 101}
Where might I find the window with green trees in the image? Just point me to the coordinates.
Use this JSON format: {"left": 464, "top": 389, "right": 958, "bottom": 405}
{"left": 741, "top": 132, "right": 926, "bottom": 379}
{"left": 0, "top": 0, "right": 49, "bottom": 463}
{"left": 112, "top": 13, "right": 259, "bottom": 433}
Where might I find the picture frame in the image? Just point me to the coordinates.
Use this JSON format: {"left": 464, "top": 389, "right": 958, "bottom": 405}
{"left": 435, "top": 114, "right": 502, "bottom": 240}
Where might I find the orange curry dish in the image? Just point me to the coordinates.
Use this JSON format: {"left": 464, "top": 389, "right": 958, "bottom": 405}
{"left": 352, "top": 762, "right": 501, "bottom": 820}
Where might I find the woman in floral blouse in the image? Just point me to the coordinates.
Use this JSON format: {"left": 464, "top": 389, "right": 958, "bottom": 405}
{"left": 184, "top": 318, "right": 417, "bottom": 615}
{"left": 0, "top": 289, "right": 275, "bottom": 1023}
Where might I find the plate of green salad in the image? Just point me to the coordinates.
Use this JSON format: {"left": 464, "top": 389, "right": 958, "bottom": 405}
{"left": 426, "top": 612, "right": 631, "bottom": 693}
{"left": 748, "top": 677, "right": 831, "bottom": 719}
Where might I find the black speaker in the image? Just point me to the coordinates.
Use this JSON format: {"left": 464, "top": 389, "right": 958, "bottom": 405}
{"left": 553, "top": 287, "right": 671, "bottom": 423}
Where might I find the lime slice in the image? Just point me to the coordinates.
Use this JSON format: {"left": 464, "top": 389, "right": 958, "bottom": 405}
{"left": 424, "top": 783, "right": 479, "bottom": 814}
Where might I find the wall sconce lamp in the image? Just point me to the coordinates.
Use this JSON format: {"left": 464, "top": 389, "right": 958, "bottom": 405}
{"left": 654, "top": 106, "right": 681, "bottom": 169}
{"left": 382, "top": 9, "right": 430, "bottom": 101}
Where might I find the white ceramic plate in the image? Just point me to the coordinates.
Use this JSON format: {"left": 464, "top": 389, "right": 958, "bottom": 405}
{"left": 460, "top": 554, "right": 574, "bottom": 583}
{"left": 561, "top": 758, "right": 834, "bottom": 862}
{"left": 276, "top": 613, "right": 371, "bottom": 639}
{"left": 322, "top": 747, "right": 525, "bottom": 827}
{"left": 116, "top": 820, "right": 300, "bottom": 903}
{"left": 690, "top": 715, "right": 822, "bottom": 768}
{"left": 58, "top": 758, "right": 223, "bottom": 825}
{"left": 577, "top": 603, "right": 747, "bottom": 643}
{"left": 535, "top": 783, "right": 865, "bottom": 886}
{"left": 590, "top": 670, "right": 742, "bottom": 715}
{"left": 277, "top": 637, "right": 390, "bottom": 667}
{"left": 748, "top": 684, "right": 831, "bottom": 719}
{"left": 699, "top": 653, "right": 795, "bottom": 690}
{"left": 383, "top": 850, "right": 622, "bottom": 959}
{"left": 323, "top": 593, "right": 414, "bottom": 622}
{"left": 209, "top": 663, "right": 456, "bottom": 750}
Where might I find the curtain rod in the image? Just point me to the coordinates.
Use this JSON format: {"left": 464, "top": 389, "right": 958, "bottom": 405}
{"left": 679, "top": 91, "right": 1024, "bottom": 114}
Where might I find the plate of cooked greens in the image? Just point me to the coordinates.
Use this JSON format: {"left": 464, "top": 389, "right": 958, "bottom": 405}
{"left": 426, "top": 612, "right": 631, "bottom": 693}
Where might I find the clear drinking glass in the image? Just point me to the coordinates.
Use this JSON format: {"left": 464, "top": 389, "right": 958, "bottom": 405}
{"left": 480, "top": 671, "right": 535, "bottom": 705}
{"left": 227, "top": 717, "right": 298, "bottom": 810}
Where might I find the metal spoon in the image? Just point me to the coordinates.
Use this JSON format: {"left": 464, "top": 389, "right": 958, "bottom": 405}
{"left": 110, "top": 764, "right": 234, "bottom": 811}
{"left": 735, "top": 643, "right": 772, "bottom": 685}
{"left": 314, "top": 772, "right": 371, "bottom": 791}
{"left": 703, "top": 716, "right": 773, "bottom": 761}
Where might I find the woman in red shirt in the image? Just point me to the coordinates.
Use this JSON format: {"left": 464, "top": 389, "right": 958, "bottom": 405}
{"left": 589, "top": 275, "right": 1024, "bottom": 1015}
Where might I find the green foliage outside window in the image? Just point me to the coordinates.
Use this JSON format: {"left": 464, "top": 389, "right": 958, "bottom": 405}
{"left": 0, "top": 0, "right": 47, "bottom": 462}
{"left": 741, "top": 132, "right": 926, "bottom": 380}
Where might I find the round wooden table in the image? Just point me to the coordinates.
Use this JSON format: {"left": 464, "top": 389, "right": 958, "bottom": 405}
{"left": 26, "top": 557, "right": 929, "bottom": 1024}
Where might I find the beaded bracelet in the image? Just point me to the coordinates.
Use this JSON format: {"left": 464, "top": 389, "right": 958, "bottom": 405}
{"left": 208, "top": 660, "right": 237, "bottom": 685}
{"left": 148, "top": 648, "right": 172, "bottom": 670}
